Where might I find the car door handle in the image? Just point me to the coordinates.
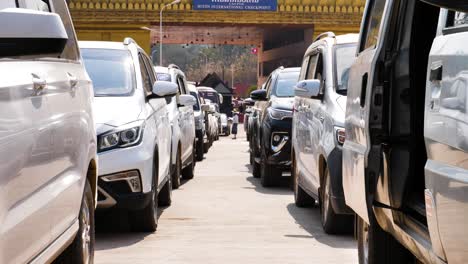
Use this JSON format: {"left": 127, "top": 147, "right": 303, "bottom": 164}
{"left": 32, "top": 74, "right": 47, "bottom": 91}
{"left": 67, "top": 72, "right": 78, "bottom": 88}
{"left": 430, "top": 65, "right": 443, "bottom": 82}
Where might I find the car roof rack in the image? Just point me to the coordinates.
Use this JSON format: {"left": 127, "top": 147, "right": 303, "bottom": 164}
{"left": 123, "top": 37, "right": 137, "bottom": 46}
{"left": 314, "top": 32, "right": 336, "bottom": 42}
{"left": 168, "top": 64, "right": 180, "bottom": 70}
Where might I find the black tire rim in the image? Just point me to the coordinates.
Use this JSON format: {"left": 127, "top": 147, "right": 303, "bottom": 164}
{"left": 81, "top": 195, "right": 91, "bottom": 264}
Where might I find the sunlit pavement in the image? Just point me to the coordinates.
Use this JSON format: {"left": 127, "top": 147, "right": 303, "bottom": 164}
{"left": 95, "top": 127, "right": 357, "bottom": 264}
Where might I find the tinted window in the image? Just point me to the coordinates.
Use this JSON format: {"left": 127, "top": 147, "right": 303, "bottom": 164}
{"left": 334, "top": 44, "right": 357, "bottom": 93}
{"left": 82, "top": 48, "right": 135, "bottom": 96}
{"left": 361, "top": 0, "right": 386, "bottom": 51}
{"left": 271, "top": 71, "right": 300, "bottom": 97}
{"left": 199, "top": 91, "right": 220, "bottom": 104}
{"left": 306, "top": 54, "right": 318, "bottom": 79}
{"left": 50, "top": 0, "right": 80, "bottom": 61}
{"left": 138, "top": 54, "right": 153, "bottom": 94}
{"left": 190, "top": 92, "right": 200, "bottom": 110}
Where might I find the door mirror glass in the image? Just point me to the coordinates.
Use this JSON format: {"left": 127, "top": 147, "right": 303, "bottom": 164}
{"left": 250, "top": 89, "right": 267, "bottom": 101}
{"left": 179, "top": 94, "right": 197, "bottom": 107}
{"left": 0, "top": 9, "right": 68, "bottom": 57}
{"left": 294, "top": 80, "right": 321, "bottom": 98}
{"left": 421, "top": 0, "right": 468, "bottom": 12}
{"left": 201, "top": 104, "right": 210, "bottom": 112}
{"left": 152, "top": 81, "right": 178, "bottom": 97}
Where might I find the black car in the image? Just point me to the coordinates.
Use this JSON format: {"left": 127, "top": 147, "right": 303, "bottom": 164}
{"left": 249, "top": 67, "right": 299, "bottom": 187}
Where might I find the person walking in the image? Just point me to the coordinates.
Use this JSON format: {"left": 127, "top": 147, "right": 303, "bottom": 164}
{"left": 232, "top": 112, "right": 239, "bottom": 139}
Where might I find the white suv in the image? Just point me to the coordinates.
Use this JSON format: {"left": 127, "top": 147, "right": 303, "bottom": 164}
{"left": 0, "top": 1, "right": 97, "bottom": 263}
{"left": 154, "top": 65, "right": 197, "bottom": 189}
{"left": 80, "top": 39, "right": 178, "bottom": 232}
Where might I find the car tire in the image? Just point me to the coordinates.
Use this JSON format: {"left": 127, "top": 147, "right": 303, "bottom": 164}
{"left": 292, "top": 154, "right": 315, "bottom": 207}
{"left": 55, "top": 180, "right": 95, "bottom": 264}
{"left": 260, "top": 152, "right": 279, "bottom": 187}
{"left": 158, "top": 176, "right": 172, "bottom": 207}
{"left": 249, "top": 151, "right": 254, "bottom": 166}
{"left": 196, "top": 135, "right": 204, "bottom": 161}
{"left": 129, "top": 157, "right": 159, "bottom": 232}
{"left": 182, "top": 145, "right": 195, "bottom": 180}
{"left": 357, "top": 215, "right": 412, "bottom": 264}
{"left": 319, "top": 167, "right": 353, "bottom": 234}
{"left": 172, "top": 149, "right": 181, "bottom": 189}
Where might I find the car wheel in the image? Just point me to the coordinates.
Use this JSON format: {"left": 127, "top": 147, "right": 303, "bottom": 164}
{"left": 172, "top": 150, "right": 181, "bottom": 189}
{"left": 182, "top": 144, "right": 195, "bottom": 180}
{"left": 319, "top": 167, "right": 353, "bottom": 234}
{"left": 249, "top": 150, "right": 254, "bottom": 166}
{"left": 260, "top": 151, "right": 279, "bottom": 187}
{"left": 293, "top": 154, "right": 315, "bottom": 207}
{"left": 252, "top": 148, "right": 261, "bottom": 178}
{"left": 55, "top": 180, "right": 95, "bottom": 264}
{"left": 158, "top": 176, "right": 172, "bottom": 206}
{"left": 129, "top": 158, "right": 159, "bottom": 232}
{"left": 196, "top": 135, "right": 204, "bottom": 161}
{"left": 357, "top": 215, "right": 412, "bottom": 264}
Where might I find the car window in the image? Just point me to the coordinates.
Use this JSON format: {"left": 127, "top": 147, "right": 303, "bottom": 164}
{"left": 138, "top": 54, "right": 154, "bottom": 94}
{"left": 306, "top": 53, "right": 319, "bottom": 80}
{"left": 334, "top": 44, "right": 357, "bottom": 93}
{"left": 314, "top": 53, "right": 325, "bottom": 93}
{"left": 454, "top": 12, "right": 468, "bottom": 27}
{"left": 190, "top": 92, "right": 200, "bottom": 111}
{"left": 141, "top": 53, "right": 156, "bottom": 88}
{"left": 50, "top": 0, "right": 80, "bottom": 61}
{"left": 360, "top": 0, "right": 387, "bottom": 51}
{"left": 271, "top": 71, "right": 300, "bottom": 97}
{"left": 82, "top": 48, "right": 135, "bottom": 97}
{"left": 20, "top": 0, "right": 50, "bottom": 11}
{"left": 177, "top": 76, "right": 187, "bottom": 95}
{"left": 299, "top": 56, "right": 310, "bottom": 81}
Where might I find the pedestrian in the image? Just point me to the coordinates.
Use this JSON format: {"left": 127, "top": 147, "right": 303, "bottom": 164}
{"left": 231, "top": 111, "right": 239, "bottom": 139}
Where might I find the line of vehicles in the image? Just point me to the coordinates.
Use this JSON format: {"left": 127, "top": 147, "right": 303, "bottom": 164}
{"left": 0, "top": 1, "right": 227, "bottom": 262}
{"left": 247, "top": 1, "right": 468, "bottom": 263}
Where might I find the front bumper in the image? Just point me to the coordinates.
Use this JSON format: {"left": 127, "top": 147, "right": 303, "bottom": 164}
{"left": 97, "top": 141, "right": 154, "bottom": 209}
{"left": 327, "top": 147, "right": 353, "bottom": 215}
{"left": 262, "top": 117, "right": 292, "bottom": 170}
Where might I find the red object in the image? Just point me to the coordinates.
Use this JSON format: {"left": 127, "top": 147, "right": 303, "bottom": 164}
{"left": 251, "top": 47, "right": 258, "bottom": 55}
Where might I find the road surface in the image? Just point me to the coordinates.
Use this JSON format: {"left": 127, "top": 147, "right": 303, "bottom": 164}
{"left": 95, "top": 128, "right": 357, "bottom": 264}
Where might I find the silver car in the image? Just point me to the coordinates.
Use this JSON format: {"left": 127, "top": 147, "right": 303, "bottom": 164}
{"left": 343, "top": 1, "right": 468, "bottom": 263}
{"left": 0, "top": 1, "right": 97, "bottom": 263}
{"left": 292, "top": 33, "right": 358, "bottom": 234}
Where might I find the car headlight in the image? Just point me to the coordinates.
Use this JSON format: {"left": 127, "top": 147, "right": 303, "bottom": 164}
{"left": 268, "top": 108, "right": 293, "bottom": 120}
{"left": 98, "top": 121, "right": 145, "bottom": 152}
{"left": 335, "top": 127, "right": 345, "bottom": 145}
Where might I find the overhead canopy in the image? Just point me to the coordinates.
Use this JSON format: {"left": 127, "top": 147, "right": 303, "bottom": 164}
{"left": 199, "top": 72, "right": 233, "bottom": 96}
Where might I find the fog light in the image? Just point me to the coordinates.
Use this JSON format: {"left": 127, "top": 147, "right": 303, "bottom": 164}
{"left": 273, "top": 134, "right": 281, "bottom": 142}
{"left": 101, "top": 170, "right": 142, "bottom": 192}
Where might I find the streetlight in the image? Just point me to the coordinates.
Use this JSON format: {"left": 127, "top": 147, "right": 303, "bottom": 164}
{"left": 160, "top": 0, "right": 181, "bottom": 66}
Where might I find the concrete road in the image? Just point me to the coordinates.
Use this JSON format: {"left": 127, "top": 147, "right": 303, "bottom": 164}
{"left": 95, "top": 128, "right": 357, "bottom": 264}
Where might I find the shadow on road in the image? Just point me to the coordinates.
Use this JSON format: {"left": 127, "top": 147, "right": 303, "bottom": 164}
{"left": 285, "top": 203, "right": 355, "bottom": 249}
{"left": 245, "top": 175, "right": 292, "bottom": 195}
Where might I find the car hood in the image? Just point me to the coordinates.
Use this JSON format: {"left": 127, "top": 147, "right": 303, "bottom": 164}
{"left": 93, "top": 97, "right": 143, "bottom": 133}
{"left": 270, "top": 97, "right": 294, "bottom": 111}
{"left": 336, "top": 95, "right": 347, "bottom": 113}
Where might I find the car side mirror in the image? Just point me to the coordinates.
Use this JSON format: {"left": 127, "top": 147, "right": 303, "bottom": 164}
{"left": 0, "top": 8, "right": 68, "bottom": 58}
{"left": 250, "top": 89, "right": 267, "bottom": 101}
{"left": 295, "top": 80, "right": 321, "bottom": 98}
{"left": 201, "top": 104, "right": 210, "bottom": 112}
{"left": 179, "top": 94, "right": 197, "bottom": 107}
{"left": 152, "top": 81, "right": 178, "bottom": 97}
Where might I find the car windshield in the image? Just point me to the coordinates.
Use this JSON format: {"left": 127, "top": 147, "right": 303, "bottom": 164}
{"left": 334, "top": 44, "right": 357, "bottom": 94}
{"left": 190, "top": 92, "right": 200, "bottom": 111}
{"left": 272, "top": 71, "right": 299, "bottom": 97}
{"left": 156, "top": 73, "right": 172, "bottom": 82}
{"left": 199, "top": 90, "right": 219, "bottom": 104}
{"left": 82, "top": 48, "right": 134, "bottom": 96}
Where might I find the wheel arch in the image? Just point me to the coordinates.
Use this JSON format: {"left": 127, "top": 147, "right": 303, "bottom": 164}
{"left": 86, "top": 159, "right": 98, "bottom": 206}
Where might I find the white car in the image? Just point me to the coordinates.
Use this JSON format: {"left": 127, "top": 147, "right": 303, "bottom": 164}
{"left": 154, "top": 65, "right": 197, "bottom": 189}
{"left": 188, "top": 84, "right": 210, "bottom": 161}
{"left": 80, "top": 39, "right": 179, "bottom": 232}
{"left": 0, "top": 1, "right": 97, "bottom": 263}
